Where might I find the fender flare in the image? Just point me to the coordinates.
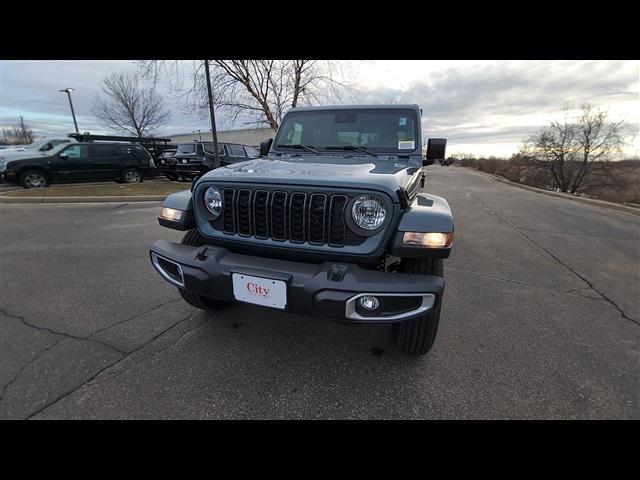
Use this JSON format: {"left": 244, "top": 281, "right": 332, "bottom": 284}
{"left": 158, "top": 190, "right": 196, "bottom": 231}
{"left": 390, "top": 193, "right": 454, "bottom": 258}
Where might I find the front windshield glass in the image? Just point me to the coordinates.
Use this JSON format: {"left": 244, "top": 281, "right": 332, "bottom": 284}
{"left": 177, "top": 143, "right": 196, "bottom": 155}
{"left": 25, "top": 138, "right": 51, "bottom": 150}
{"left": 274, "top": 109, "right": 419, "bottom": 154}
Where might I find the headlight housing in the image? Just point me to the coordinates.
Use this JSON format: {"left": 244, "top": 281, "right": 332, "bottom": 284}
{"left": 350, "top": 194, "right": 387, "bottom": 231}
{"left": 203, "top": 187, "right": 223, "bottom": 218}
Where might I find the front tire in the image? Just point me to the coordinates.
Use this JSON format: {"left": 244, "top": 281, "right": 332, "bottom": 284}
{"left": 121, "top": 168, "right": 142, "bottom": 184}
{"left": 20, "top": 170, "right": 50, "bottom": 189}
{"left": 392, "top": 258, "right": 443, "bottom": 355}
{"left": 178, "top": 229, "right": 231, "bottom": 311}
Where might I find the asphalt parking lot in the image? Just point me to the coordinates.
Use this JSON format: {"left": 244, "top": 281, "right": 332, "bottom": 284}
{"left": 1, "top": 167, "right": 638, "bottom": 419}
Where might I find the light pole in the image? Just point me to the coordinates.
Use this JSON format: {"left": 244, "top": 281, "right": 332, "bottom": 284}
{"left": 204, "top": 60, "right": 220, "bottom": 168}
{"left": 18, "top": 116, "right": 29, "bottom": 143}
{"left": 59, "top": 88, "right": 79, "bottom": 134}
{"left": 194, "top": 129, "right": 202, "bottom": 141}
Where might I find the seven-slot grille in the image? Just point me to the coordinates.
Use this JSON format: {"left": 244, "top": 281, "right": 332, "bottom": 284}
{"left": 215, "top": 187, "right": 365, "bottom": 246}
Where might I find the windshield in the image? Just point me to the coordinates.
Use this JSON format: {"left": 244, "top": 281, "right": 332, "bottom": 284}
{"left": 176, "top": 143, "right": 197, "bottom": 155}
{"left": 26, "top": 138, "right": 60, "bottom": 150}
{"left": 274, "top": 109, "right": 419, "bottom": 154}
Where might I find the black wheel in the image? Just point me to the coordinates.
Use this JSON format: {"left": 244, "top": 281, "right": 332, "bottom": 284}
{"left": 179, "top": 174, "right": 192, "bottom": 182}
{"left": 166, "top": 173, "right": 179, "bottom": 181}
{"left": 178, "top": 229, "right": 231, "bottom": 311}
{"left": 121, "top": 169, "right": 143, "bottom": 184}
{"left": 20, "top": 170, "right": 50, "bottom": 189}
{"left": 392, "top": 258, "right": 443, "bottom": 355}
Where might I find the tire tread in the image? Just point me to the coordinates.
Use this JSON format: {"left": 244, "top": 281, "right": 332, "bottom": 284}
{"left": 392, "top": 257, "right": 443, "bottom": 355}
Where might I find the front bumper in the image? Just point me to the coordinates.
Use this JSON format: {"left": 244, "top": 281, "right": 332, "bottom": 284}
{"left": 175, "top": 163, "right": 206, "bottom": 174}
{"left": 149, "top": 240, "right": 444, "bottom": 323}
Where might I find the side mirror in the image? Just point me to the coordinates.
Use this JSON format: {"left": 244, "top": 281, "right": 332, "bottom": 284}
{"left": 259, "top": 138, "right": 273, "bottom": 157}
{"left": 424, "top": 138, "right": 447, "bottom": 166}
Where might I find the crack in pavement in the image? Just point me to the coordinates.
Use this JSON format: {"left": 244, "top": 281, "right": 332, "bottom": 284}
{"left": 470, "top": 196, "right": 640, "bottom": 327}
{"left": 92, "top": 316, "right": 209, "bottom": 386}
{"left": 0, "top": 297, "right": 184, "bottom": 409}
{"left": 87, "top": 297, "right": 183, "bottom": 342}
{"left": 25, "top": 308, "right": 200, "bottom": 420}
{"left": 447, "top": 267, "right": 610, "bottom": 305}
{"left": 0, "top": 337, "right": 64, "bottom": 402}
{"left": 0, "top": 308, "right": 127, "bottom": 356}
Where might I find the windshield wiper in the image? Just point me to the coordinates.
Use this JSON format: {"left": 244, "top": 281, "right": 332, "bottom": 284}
{"left": 275, "top": 144, "right": 319, "bottom": 154}
{"left": 323, "top": 145, "right": 379, "bottom": 158}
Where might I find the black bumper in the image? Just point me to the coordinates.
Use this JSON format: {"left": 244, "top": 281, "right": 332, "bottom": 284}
{"left": 175, "top": 164, "right": 206, "bottom": 175}
{"left": 149, "top": 240, "right": 444, "bottom": 323}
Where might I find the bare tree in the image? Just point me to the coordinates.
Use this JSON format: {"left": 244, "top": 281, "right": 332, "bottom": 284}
{"left": 138, "top": 60, "right": 353, "bottom": 131}
{"left": 2, "top": 123, "right": 34, "bottom": 144}
{"left": 520, "top": 104, "right": 628, "bottom": 193}
{"left": 92, "top": 71, "right": 170, "bottom": 137}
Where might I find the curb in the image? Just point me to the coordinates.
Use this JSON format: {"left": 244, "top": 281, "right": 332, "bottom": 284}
{"left": 0, "top": 195, "right": 167, "bottom": 204}
{"left": 466, "top": 168, "right": 640, "bottom": 216}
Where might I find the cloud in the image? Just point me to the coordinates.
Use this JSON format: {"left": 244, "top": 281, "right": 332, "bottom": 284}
{"left": 351, "top": 60, "right": 639, "bottom": 155}
{"left": 1, "top": 60, "right": 638, "bottom": 156}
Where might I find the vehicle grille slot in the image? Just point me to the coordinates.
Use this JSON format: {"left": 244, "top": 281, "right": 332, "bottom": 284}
{"left": 236, "top": 189, "right": 252, "bottom": 236}
{"left": 289, "top": 193, "right": 307, "bottom": 243}
{"left": 253, "top": 190, "right": 269, "bottom": 239}
{"left": 308, "top": 193, "right": 327, "bottom": 245}
{"left": 328, "top": 195, "right": 348, "bottom": 246}
{"left": 209, "top": 186, "right": 367, "bottom": 247}
{"left": 222, "top": 188, "right": 236, "bottom": 233}
{"left": 271, "top": 191, "right": 288, "bottom": 241}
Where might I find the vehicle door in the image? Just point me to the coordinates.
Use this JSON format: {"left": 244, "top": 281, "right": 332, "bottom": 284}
{"left": 47, "top": 144, "right": 92, "bottom": 182}
{"left": 89, "top": 144, "right": 123, "bottom": 180}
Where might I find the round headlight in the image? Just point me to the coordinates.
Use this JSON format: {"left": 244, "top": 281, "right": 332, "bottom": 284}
{"left": 351, "top": 194, "right": 387, "bottom": 230}
{"left": 204, "top": 187, "right": 223, "bottom": 218}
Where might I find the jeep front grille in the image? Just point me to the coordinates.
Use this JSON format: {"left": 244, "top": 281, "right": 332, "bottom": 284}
{"left": 216, "top": 187, "right": 364, "bottom": 246}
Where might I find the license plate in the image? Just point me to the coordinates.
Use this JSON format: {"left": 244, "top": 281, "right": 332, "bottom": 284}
{"left": 231, "top": 273, "right": 287, "bottom": 309}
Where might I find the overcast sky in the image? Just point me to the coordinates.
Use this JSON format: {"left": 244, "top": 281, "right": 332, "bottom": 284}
{"left": 1, "top": 60, "right": 638, "bottom": 157}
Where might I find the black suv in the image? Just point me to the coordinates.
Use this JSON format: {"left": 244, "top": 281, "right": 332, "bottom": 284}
{"left": 156, "top": 149, "right": 178, "bottom": 180}
{"left": 0, "top": 142, "right": 155, "bottom": 188}
{"left": 173, "top": 141, "right": 260, "bottom": 180}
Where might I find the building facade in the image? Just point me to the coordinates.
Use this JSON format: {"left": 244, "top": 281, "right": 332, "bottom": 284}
{"left": 169, "top": 127, "right": 275, "bottom": 147}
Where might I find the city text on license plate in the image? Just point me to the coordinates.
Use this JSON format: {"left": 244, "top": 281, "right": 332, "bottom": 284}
{"left": 231, "top": 273, "right": 287, "bottom": 309}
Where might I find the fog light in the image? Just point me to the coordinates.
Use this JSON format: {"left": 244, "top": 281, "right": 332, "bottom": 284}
{"left": 160, "top": 207, "right": 183, "bottom": 222}
{"left": 359, "top": 296, "right": 380, "bottom": 311}
{"left": 403, "top": 231, "right": 453, "bottom": 248}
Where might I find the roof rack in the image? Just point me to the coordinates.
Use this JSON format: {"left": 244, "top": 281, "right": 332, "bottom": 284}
{"left": 67, "top": 133, "right": 177, "bottom": 158}
{"left": 68, "top": 133, "right": 172, "bottom": 144}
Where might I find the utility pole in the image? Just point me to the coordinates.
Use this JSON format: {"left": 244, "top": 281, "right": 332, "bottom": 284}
{"left": 204, "top": 60, "right": 220, "bottom": 168}
{"left": 59, "top": 88, "right": 79, "bottom": 134}
{"left": 194, "top": 129, "right": 202, "bottom": 141}
{"left": 2, "top": 128, "right": 7, "bottom": 144}
{"left": 18, "top": 116, "right": 29, "bottom": 143}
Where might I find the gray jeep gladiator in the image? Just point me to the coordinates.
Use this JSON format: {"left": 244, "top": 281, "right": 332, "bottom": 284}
{"left": 150, "top": 105, "right": 454, "bottom": 354}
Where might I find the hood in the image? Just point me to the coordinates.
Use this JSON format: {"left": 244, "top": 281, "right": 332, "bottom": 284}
{"left": 200, "top": 154, "right": 422, "bottom": 201}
